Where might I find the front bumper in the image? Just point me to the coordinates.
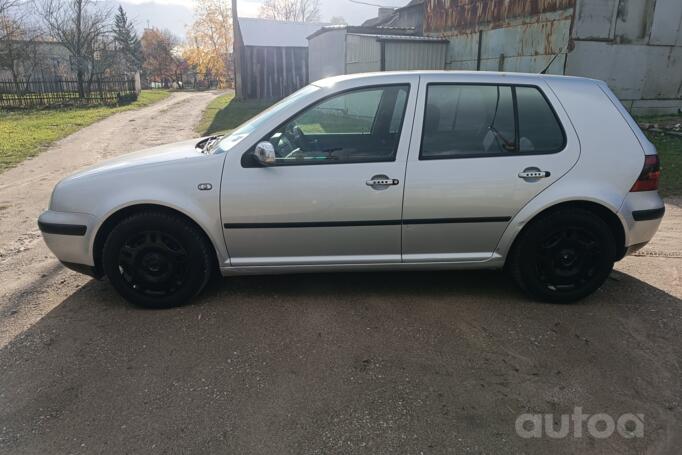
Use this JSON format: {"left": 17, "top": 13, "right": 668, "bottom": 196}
{"left": 38, "top": 210, "right": 98, "bottom": 269}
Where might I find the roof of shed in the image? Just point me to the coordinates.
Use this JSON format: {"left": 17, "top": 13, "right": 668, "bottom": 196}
{"left": 238, "top": 17, "right": 327, "bottom": 47}
{"left": 307, "top": 25, "right": 417, "bottom": 40}
{"left": 370, "top": 34, "right": 448, "bottom": 43}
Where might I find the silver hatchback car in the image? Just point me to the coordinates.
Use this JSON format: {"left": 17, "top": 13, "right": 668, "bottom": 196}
{"left": 39, "top": 71, "right": 665, "bottom": 308}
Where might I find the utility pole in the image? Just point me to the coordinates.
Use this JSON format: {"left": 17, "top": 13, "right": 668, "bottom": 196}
{"left": 231, "top": 0, "right": 242, "bottom": 99}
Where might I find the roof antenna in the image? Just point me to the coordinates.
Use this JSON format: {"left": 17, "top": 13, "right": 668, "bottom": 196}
{"left": 540, "top": 48, "right": 564, "bottom": 75}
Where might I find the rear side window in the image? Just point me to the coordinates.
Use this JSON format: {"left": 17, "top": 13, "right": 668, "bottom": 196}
{"left": 420, "top": 84, "right": 565, "bottom": 160}
{"left": 516, "top": 86, "right": 565, "bottom": 153}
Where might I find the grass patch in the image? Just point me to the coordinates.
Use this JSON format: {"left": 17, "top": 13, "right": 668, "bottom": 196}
{"left": 197, "top": 93, "right": 273, "bottom": 136}
{"left": 637, "top": 113, "right": 682, "bottom": 197}
{"left": 646, "top": 131, "right": 682, "bottom": 197}
{"left": 0, "top": 90, "right": 171, "bottom": 173}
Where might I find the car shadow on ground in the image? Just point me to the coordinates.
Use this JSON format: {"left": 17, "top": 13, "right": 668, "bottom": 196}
{"left": 1, "top": 269, "right": 680, "bottom": 454}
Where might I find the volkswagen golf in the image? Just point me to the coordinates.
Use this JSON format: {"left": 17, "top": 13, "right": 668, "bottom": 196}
{"left": 38, "top": 71, "right": 665, "bottom": 308}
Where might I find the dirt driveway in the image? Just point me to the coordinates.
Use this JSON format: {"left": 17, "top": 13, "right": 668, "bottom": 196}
{"left": 0, "top": 91, "right": 220, "bottom": 347}
{"left": 0, "top": 93, "right": 681, "bottom": 453}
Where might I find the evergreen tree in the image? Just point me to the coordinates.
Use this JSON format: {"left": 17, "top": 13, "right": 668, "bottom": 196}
{"left": 113, "top": 5, "right": 142, "bottom": 71}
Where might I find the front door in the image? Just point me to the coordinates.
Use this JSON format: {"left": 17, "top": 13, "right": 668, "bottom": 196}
{"left": 402, "top": 74, "right": 581, "bottom": 262}
{"left": 221, "top": 80, "right": 417, "bottom": 266}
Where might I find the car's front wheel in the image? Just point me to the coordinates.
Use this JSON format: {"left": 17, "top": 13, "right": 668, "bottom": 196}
{"left": 508, "top": 208, "right": 616, "bottom": 303}
{"left": 102, "top": 211, "right": 214, "bottom": 309}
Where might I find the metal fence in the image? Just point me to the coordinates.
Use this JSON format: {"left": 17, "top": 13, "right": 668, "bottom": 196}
{"left": 0, "top": 77, "right": 137, "bottom": 108}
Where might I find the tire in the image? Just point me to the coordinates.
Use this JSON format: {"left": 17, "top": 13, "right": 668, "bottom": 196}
{"left": 102, "top": 211, "right": 214, "bottom": 309}
{"left": 508, "top": 208, "right": 616, "bottom": 303}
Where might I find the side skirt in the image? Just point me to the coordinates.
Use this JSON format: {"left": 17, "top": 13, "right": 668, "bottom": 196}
{"left": 219, "top": 255, "right": 505, "bottom": 276}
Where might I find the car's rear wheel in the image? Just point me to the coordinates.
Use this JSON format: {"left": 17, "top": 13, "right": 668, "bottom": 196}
{"left": 508, "top": 208, "right": 616, "bottom": 303}
{"left": 102, "top": 211, "right": 213, "bottom": 309}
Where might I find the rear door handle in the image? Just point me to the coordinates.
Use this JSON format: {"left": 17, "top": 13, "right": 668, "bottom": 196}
{"left": 366, "top": 178, "right": 400, "bottom": 186}
{"left": 366, "top": 174, "right": 400, "bottom": 190}
{"left": 518, "top": 168, "right": 551, "bottom": 179}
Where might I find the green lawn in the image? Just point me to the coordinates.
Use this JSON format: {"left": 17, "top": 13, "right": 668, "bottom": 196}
{"left": 646, "top": 131, "right": 682, "bottom": 197}
{"left": 0, "top": 90, "right": 171, "bottom": 173}
{"left": 196, "top": 93, "right": 273, "bottom": 136}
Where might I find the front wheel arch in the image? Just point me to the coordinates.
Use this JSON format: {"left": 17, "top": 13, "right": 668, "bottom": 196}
{"left": 93, "top": 204, "right": 219, "bottom": 278}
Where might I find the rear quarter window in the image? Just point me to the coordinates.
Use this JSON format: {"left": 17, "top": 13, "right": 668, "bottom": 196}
{"left": 516, "top": 86, "right": 565, "bottom": 154}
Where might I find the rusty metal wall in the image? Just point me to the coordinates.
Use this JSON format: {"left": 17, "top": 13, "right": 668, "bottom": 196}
{"left": 434, "top": 7, "right": 574, "bottom": 75}
{"left": 424, "top": 0, "right": 682, "bottom": 114}
{"left": 567, "top": 0, "right": 682, "bottom": 114}
{"left": 425, "top": 0, "right": 576, "bottom": 33}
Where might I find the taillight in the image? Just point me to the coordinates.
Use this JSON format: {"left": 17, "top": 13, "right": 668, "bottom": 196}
{"left": 630, "top": 155, "right": 661, "bottom": 192}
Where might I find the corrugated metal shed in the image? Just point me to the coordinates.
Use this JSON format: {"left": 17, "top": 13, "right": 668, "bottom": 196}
{"left": 308, "top": 27, "right": 448, "bottom": 81}
{"left": 346, "top": 34, "right": 382, "bottom": 75}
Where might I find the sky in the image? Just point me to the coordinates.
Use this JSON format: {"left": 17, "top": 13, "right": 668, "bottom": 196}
{"left": 122, "top": 0, "right": 402, "bottom": 27}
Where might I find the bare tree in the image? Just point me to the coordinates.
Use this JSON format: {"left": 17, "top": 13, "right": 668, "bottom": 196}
{"left": 0, "top": 0, "right": 23, "bottom": 41}
{"left": 38, "top": 0, "right": 111, "bottom": 97}
{"left": 0, "top": 0, "right": 42, "bottom": 91}
{"left": 0, "top": 0, "right": 21, "bottom": 25}
{"left": 259, "top": 0, "right": 320, "bottom": 22}
{"left": 0, "top": 15, "right": 41, "bottom": 88}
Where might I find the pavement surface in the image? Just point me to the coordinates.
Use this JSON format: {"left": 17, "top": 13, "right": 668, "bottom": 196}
{"left": 0, "top": 92, "right": 681, "bottom": 454}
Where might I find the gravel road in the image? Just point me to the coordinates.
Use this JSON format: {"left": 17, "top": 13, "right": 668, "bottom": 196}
{"left": 0, "top": 91, "right": 680, "bottom": 454}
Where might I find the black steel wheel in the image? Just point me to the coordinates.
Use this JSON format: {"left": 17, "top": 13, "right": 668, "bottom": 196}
{"left": 509, "top": 208, "right": 616, "bottom": 303}
{"left": 103, "top": 211, "right": 213, "bottom": 309}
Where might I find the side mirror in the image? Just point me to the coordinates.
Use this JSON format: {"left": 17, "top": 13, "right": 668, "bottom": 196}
{"left": 253, "top": 141, "right": 276, "bottom": 166}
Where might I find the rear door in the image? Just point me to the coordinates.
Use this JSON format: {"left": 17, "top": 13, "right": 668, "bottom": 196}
{"left": 402, "top": 74, "right": 580, "bottom": 262}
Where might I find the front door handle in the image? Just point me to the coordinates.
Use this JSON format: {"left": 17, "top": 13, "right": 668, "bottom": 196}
{"left": 366, "top": 174, "right": 400, "bottom": 189}
{"left": 518, "top": 168, "right": 551, "bottom": 180}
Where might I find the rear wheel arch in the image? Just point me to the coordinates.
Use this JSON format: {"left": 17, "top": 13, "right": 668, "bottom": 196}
{"left": 93, "top": 204, "right": 220, "bottom": 277}
{"left": 506, "top": 200, "right": 627, "bottom": 265}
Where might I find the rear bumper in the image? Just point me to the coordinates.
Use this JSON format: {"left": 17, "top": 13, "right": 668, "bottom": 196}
{"left": 38, "top": 210, "right": 97, "bottom": 268}
{"left": 618, "top": 191, "right": 665, "bottom": 255}
{"left": 631, "top": 207, "right": 665, "bottom": 221}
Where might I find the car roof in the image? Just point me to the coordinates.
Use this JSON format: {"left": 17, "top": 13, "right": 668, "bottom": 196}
{"left": 311, "top": 70, "right": 601, "bottom": 88}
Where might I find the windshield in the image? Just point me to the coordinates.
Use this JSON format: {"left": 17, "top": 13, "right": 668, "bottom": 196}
{"left": 213, "top": 84, "right": 320, "bottom": 154}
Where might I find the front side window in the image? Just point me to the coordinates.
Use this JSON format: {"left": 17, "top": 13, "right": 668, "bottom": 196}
{"left": 215, "top": 84, "right": 320, "bottom": 154}
{"left": 420, "top": 84, "right": 564, "bottom": 160}
{"left": 247, "top": 85, "right": 410, "bottom": 166}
